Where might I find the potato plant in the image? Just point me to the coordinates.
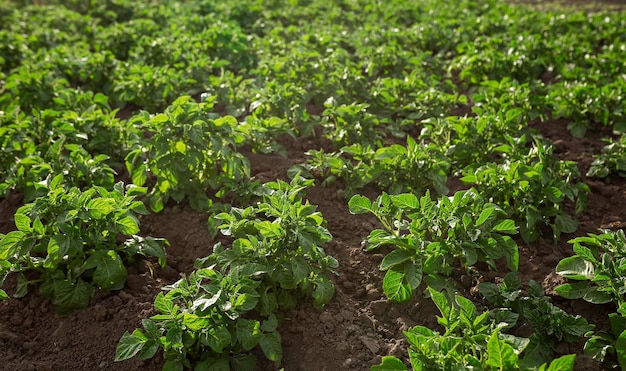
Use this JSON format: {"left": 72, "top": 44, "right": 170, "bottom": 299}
{"left": 555, "top": 230, "right": 626, "bottom": 367}
{"left": 349, "top": 189, "right": 518, "bottom": 302}
{"left": 116, "top": 268, "right": 281, "bottom": 371}
{"left": 0, "top": 177, "right": 168, "bottom": 314}
{"left": 371, "top": 288, "right": 577, "bottom": 371}
{"left": 462, "top": 140, "right": 589, "bottom": 243}
{"left": 124, "top": 96, "right": 255, "bottom": 212}
{"left": 117, "top": 177, "right": 337, "bottom": 369}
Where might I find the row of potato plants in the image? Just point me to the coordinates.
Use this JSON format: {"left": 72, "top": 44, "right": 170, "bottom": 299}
{"left": 1, "top": 0, "right": 626, "bottom": 369}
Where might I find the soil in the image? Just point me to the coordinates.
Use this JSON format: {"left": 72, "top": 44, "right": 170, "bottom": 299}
{"left": 2, "top": 3, "right": 626, "bottom": 371}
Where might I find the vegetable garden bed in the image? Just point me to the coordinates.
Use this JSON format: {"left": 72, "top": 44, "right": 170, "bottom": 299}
{"left": 1, "top": 0, "right": 626, "bottom": 370}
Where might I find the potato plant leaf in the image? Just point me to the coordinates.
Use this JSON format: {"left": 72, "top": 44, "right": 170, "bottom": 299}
{"left": 383, "top": 268, "right": 413, "bottom": 302}
{"left": 86, "top": 250, "right": 127, "bottom": 290}
{"left": 348, "top": 194, "right": 375, "bottom": 214}
{"left": 556, "top": 257, "right": 595, "bottom": 280}
{"left": 370, "top": 356, "right": 408, "bottom": 371}
{"left": 259, "top": 331, "right": 282, "bottom": 363}
{"left": 486, "top": 330, "right": 517, "bottom": 370}
{"left": 115, "top": 329, "right": 148, "bottom": 361}
{"left": 616, "top": 329, "right": 626, "bottom": 370}
{"left": 380, "top": 249, "right": 413, "bottom": 271}
{"left": 541, "top": 354, "right": 576, "bottom": 371}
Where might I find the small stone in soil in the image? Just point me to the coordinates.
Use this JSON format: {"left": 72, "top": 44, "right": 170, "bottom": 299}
{"left": 336, "top": 342, "right": 350, "bottom": 354}
{"left": 319, "top": 311, "right": 334, "bottom": 325}
{"left": 369, "top": 299, "right": 389, "bottom": 317}
{"left": 342, "top": 358, "right": 353, "bottom": 368}
{"left": 359, "top": 335, "right": 380, "bottom": 354}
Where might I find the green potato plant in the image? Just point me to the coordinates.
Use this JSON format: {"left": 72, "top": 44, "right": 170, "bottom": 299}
{"left": 297, "top": 136, "right": 451, "bottom": 198}
{"left": 555, "top": 230, "right": 626, "bottom": 368}
{"left": 207, "top": 176, "right": 338, "bottom": 312}
{"left": 480, "top": 273, "right": 594, "bottom": 366}
{"left": 117, "top": 177, "right": 337, "bottom": 370}
{"left": 371, "top": 288, "right": 576, "bottom": 371}
{"left": 349, "top": 189, "right": 518, "bottom": 302}
{"left": 116, "top": 267, "right": 281, "bottom": 371}
{"left": 0, "top": 176, "right": 167, "bottom": 314}
{"left": 587, "top": 134, "right": 626, "bottom": 178}
{"left": 462, "top": 140, "right": 589, "bottom": 243}
{"left": 125, "top": 96, "right": 256, "bottom": 212}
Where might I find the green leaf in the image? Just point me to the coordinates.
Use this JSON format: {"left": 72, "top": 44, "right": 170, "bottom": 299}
{"left": 182, "top": 313, "right": 211, "bottom": 332}
{"left": 115, "top": 330, "right": 148, "bottom": 361}
{"left": 428, "top": 288, "right": 450, "bottom": 318}
{"left": 137, "top": 339, "right": 159, "bottom": 361}
{"left": 476, "top": 207, "right": 496, "bottom": 226}
{"left": 291, "top": 256, "right": 309, "bottom": 282}
{"left": 86, "top": 198, "right": 116, "bottom": 219}
{"left": 583, "top": 289, "right": 612, "bottom": 304}
{"left": 554, "top": 213, "right": 578, "bottom": 234}
{"left": 492, "top": 219, "right": 517, "bottom": 234}
{"left": 0, "top": 231, "right": 25, "bottom": 259}
{"left": 390, "top": 194, "right": 419, "bottom": 210}
{"left": 15, "top": 273, "right": 29, "bottom": 298}
{"left": 546, "top": 354, "right": 576, "bottom": 371}
{"left": 380, "top": 249, "right": 413, "bottom": 271}
{"left": 486, "top": 330, "right": 517, "bottom": 370}
{"left": 383, "top": 268, "right": 412, "bottom": 302}
{"left": 545, "top": 186, "right": 564, "bottom": 203}
{"left": 616, "top": 329, "right": 626, "bottom": 370}
{"left": 48, "top": 279, "right": 95, "bottom": 315}
{"left": 261, "top": 314, "right": 279, "bottom": 333}
{"left": 32, "top": 217, "right": 44, "bottom": 235}
{"left": 259, "top": 331, "right": 282, "bottom": 363}
{"left": 203, "top": 326, "right": 232, "bottom": 353}
{"left": 116, "top": 215, "right": 140, "bottom": 235}
{"left": 236, "top": 319, "right": 262, "bottom": 350}
{"left": 556, "top": 257, "right": 595, "bottom": 280}
{"left": 567, "top": 121, "right": 589, "bottom": 139}
{"left": 313, "top": 277, "right": 335, "bottom": 306}
{"left": 131, "top": 162, "right": 148, "bottom": 187}
{"left": 14, "top": 213, "right": 31, "bottom": 232}
{"left": 154, "top": 292, "right": 174, "bottom": 314}
{"left": 555, "top": 282, "right": 591, "bottom": 299}
{"left": 231, "top": 354, "right": 256, "bottom": 371}
{"left": 86, "top": 250, "right": 127, "bottom": 290}
{"left": 149, "top": 193, "right": 165, "bottom": 213}
{"left": 370, "top": 356, "right": 408, "bottom": 370}
{"left": 348, "top": 195, "right": 374, "bottom": 214}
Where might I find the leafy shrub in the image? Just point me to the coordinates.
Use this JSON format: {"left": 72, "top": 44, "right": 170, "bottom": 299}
{"left": 117, "top": 177, "right": 337, "bottom": 370}
{"left": 480, "top": 273, "right": 594, "bottom": 366}
{"left": 587, "top": 134, "right": 626, "bottom": 178}
{"left": 297, "top": 136, "right": 451, "bottom": 198}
